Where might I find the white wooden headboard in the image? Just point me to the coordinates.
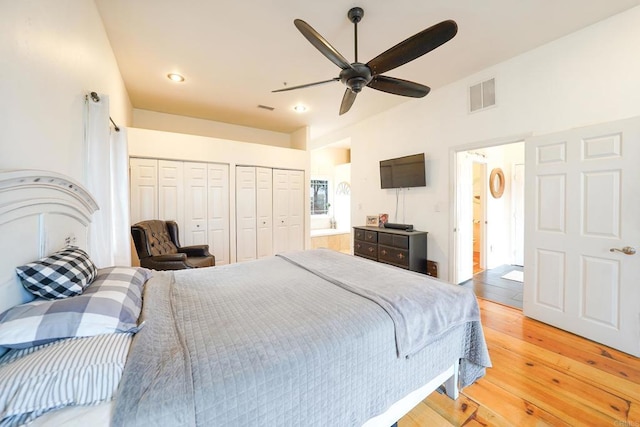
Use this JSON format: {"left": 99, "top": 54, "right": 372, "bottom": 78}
{"left": 0, "top": 170, "right": 98, "bottom": 314}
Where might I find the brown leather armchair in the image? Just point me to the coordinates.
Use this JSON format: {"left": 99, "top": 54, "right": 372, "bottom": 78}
{"left": 131, "top": 220, "right": 215, "bottom": 270}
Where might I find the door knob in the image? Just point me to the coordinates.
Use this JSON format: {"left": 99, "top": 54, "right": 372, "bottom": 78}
{"left": 609, "top": 246, "right": 636, "bottom": 255}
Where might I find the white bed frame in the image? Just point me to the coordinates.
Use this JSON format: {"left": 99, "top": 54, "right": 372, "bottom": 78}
{"left": 0, "top": 169, "right": 98, "bottom": 315}
{"left": 0, "top": 169, "right": 459, "bottom": 427}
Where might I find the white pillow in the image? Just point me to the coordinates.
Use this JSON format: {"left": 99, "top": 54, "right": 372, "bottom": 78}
{"left": 0, "top": 333, "right": 132, "bottom": 426}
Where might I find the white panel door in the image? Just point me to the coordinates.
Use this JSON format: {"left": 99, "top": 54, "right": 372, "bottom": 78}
{"left": 256, "top": 167, "right": 273, "bottom": 259}
{"left": 184, "top": 162, "right": 208, "bottom": 246}
{"left": 513, "top": 163, "right": 525, "bottom": 266}
{"left": 455, "top": 152, "right": 474, "bottom": 283}
{"left": 524, "top": 117, "right": 640, "bottom": 356}
{"left": 235, "top": 166, "right": 257, "bottom": 262}
{"left": 129, "top": 158, "right": 157, "bottom": 225}
{"left": 207, "top": 163, "right": 230, "bottom": 265}
{"left": 273, "top": 169, "right": 304, "bottom": 253}
{"left": 287, "top": 170, "right": 304, "bottom": 251}
{"left": 272, "top": 169, "right": 290, "bottom": 254}
{"left": 158, "top": 160, "right": 184, "bottom": 243}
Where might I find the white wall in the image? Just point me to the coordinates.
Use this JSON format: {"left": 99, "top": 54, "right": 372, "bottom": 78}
{"left": 484, "top": 142, "right": 524, "bottom": 269}
{"left": 127, "top": 127, "right": 311, "bottom": 260}
{"left": 311, "top": 6, "right": 640, "bottom": 281}
{"left": 133, "top": 109, "right": 297, "bottom": 149}
{"left": 0, "top": 0, "right": 131, "bottom": 183}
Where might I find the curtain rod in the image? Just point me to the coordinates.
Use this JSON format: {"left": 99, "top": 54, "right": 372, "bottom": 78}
{"left": 89, "top": 92, "right": 120, "bottom": 132}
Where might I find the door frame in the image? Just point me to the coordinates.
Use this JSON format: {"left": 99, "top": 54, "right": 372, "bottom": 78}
{"left": 449, "top": 133, "right": 530, "bottom": 284}
{"left": 472, "top": 160, "right": 488, "bottom": 273}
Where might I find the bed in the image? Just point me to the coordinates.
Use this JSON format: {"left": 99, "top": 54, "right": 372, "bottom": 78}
{"left": 0, "top": 169, "right": 491, "bottom": 427}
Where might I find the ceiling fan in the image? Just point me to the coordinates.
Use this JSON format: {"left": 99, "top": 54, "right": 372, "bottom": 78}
{"left": 273, "top": 7, "right": 458, "bottom": 115}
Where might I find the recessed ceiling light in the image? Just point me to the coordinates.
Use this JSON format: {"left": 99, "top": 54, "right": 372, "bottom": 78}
{"left": 293, "top": 104, "right": 307, "bottom": 113}
{"left": 167, "top": 73, "right": 185, "bottom": 82}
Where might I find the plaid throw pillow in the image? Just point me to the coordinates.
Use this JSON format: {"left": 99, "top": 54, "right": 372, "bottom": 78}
{"left": 0, "top": 266, "right": 151, "bottom": 349}
{"left": 15, "top": 247, "right": 97, "bottom": 299}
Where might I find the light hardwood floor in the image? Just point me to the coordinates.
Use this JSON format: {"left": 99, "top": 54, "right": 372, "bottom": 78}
{"left": 399, "top": 298, "right": 640, "bottom": 426}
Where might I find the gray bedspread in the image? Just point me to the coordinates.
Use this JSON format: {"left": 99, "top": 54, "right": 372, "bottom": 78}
{"left": 113, "top": 250, "right": 490, "bottom": 427}
{"left": 277, "top": 249, "right": 480, "bottom": 358}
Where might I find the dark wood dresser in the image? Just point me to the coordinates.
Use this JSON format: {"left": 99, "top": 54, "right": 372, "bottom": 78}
{"left": 353, "top": 226, "right": 428, "bottom": 274}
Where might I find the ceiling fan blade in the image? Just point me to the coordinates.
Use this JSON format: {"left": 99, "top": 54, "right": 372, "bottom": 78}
{"left": 272, "top": 78, "right": 340, "bottom": 93}
{"left": 368, "top": 75, "right": 430, "bottom": 98}
{"left": 339, "top": 89, "right": 357, "bottom": 115}
{"left": 294, "top": 19, "right": 354, "bottom": 70}
{"left": 367, "top": 20, "right": 457, "bottom": 76}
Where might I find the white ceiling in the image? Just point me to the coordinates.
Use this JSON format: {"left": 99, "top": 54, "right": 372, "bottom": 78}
{"left": 95, "top": 0, "right": 640, "bottom": 140}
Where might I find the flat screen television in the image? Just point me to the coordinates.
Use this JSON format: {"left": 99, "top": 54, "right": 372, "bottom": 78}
{"left": 379, "top": 153, "right": 426, "bottom": 189}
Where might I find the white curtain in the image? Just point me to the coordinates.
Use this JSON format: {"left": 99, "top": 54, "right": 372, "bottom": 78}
{"left": 85, "top": 93, "right": 131, "bottom": 267}
{"left": 110, "top": 127, "right": 131, "bottom": 266}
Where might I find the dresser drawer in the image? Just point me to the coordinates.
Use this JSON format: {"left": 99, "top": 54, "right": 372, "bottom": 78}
{"left": 378, "top": 245, "right": 410, "bottom": 268}
{"left": 364, "top": 230, "right": 377, "bottom": 243}
{"left": 354, "top": 240, "right": 377, "bottom": 260}
{"left": 378, "top": 232, "right": 409, "bottom": 249}
{"left": 354, "top": 228, "right": 366, "bottom": 241}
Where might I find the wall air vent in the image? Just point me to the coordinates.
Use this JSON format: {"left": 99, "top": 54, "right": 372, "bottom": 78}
{"left": 257, "top": 104, "right": 275, "bottom": 111}
{"left": 469, "top": 78, "right": 496, "bottom": 113}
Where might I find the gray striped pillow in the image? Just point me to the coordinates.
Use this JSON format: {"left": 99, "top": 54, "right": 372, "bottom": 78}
{"left": 0, "top": 333, "right": 132, "bottom": 426}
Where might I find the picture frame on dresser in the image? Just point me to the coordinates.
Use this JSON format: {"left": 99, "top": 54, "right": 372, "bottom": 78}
{"left": 366, "top": 215, "right": 378, "bottom": 226}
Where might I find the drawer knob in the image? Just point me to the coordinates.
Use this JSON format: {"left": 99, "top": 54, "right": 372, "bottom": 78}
{"left": 356, "top": 243, "right": 361, "bottom": 249}
{"left": 381, "top": 249, "right": 387, "bottom": 255}
{"left": 368, "top": 247, "right": 374, "bottom": 253}
{"left": 397, "top": 253, "right": 405, "bottom": 260}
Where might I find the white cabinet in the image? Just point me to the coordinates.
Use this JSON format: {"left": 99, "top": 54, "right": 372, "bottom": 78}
{"left": 235, "top": 166, "right": 303, "bottom": 261}
{"left": 130, "top": 158, "right": 230, "bottom": 265}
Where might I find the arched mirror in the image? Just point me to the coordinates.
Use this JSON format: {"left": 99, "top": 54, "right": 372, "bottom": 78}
{"left": 489, "top": 168, "right": 505, "bottom": 198}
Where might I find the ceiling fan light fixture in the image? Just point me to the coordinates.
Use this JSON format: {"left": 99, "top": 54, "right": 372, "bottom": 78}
{"left": 167, "top": 73, "right": 185, "bottom": 82}
{"left": 293, "top": 104, "right": 307, "bottom": 113}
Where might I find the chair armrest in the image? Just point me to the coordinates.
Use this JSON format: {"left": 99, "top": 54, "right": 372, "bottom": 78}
{"left": 153, "top": 253, "right": 188, "bottom": 262}
{"left": 177, "top": 245, "right": 212, "bottom": 257}
{"left": 140, "top": 253, "right": 193, "bottom": 271}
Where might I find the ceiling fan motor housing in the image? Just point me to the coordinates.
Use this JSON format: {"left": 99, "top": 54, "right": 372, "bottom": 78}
{"left": 340, "top": 62, "right": 372, "bottom": 93}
